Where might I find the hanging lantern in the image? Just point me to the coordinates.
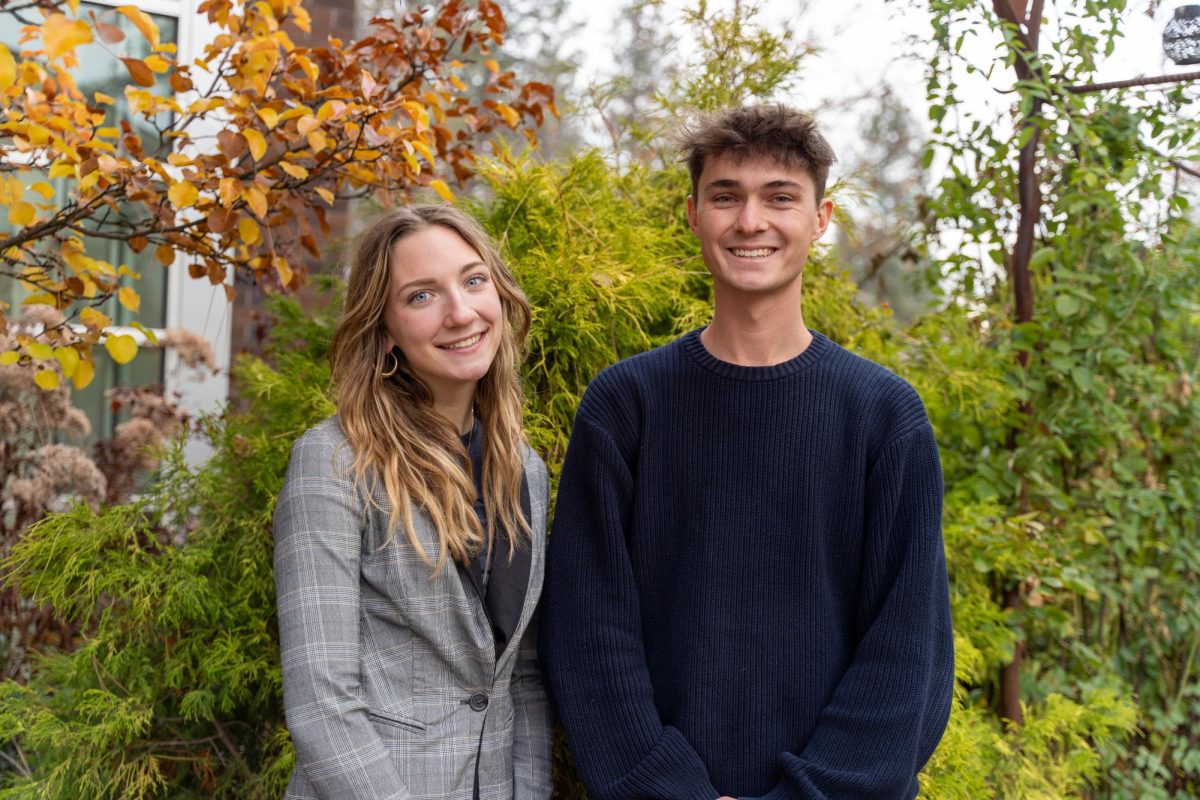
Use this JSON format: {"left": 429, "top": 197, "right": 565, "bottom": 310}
{"left": 1163, "top": 5, "right": 1200, "bottom": 65}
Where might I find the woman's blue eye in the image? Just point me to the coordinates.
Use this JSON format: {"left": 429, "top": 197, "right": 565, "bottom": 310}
{"left": 466, "top": 274, "right": 489, "bottom": 288}
{"left": 408, "top": 290, "right": 431, "bottom": 304}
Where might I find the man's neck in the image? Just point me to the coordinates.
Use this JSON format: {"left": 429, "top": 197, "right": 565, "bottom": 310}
{"left": 701, "top": 288, "right": 811, "bottom": 367}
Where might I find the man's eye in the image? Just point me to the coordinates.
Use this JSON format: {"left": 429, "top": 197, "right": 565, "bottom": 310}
{"left": 711, "top": 194, "right": 735, "bottom": 203}
{"left": 771, "top": 194, "right": 795, "bottom": 204}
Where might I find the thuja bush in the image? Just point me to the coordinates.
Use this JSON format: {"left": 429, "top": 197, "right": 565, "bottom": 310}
{"left": 0, "top": 292, "right": 335, "bottom": 798}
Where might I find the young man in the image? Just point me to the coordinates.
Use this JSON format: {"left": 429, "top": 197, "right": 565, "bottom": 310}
{"left": 539, "top": 104, "right": 954, "bottom": 800}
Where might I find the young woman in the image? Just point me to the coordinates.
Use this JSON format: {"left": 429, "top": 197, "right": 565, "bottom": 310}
{"left": 273, "top": 205, "right": 552, "bottom": 799}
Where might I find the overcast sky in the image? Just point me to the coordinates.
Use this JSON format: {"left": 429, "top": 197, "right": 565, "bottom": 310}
{"left": 560, "top": 0, "right": 1194, "bottom": 171}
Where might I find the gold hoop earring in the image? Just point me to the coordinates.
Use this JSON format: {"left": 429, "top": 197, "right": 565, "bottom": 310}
{"left": 381, "top": 350, "right": 400, "bottom": 378}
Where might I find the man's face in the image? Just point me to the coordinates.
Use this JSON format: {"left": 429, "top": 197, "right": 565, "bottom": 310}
{"left": 686, "top": 153, "right": 833, "bottom": 301}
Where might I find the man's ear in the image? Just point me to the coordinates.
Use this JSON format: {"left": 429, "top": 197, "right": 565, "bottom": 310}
{"left": 686, "top": 194, "right": 699, "bottom": 234}
{"left": 814, "top": 197, "right": 834, "bottom": 241}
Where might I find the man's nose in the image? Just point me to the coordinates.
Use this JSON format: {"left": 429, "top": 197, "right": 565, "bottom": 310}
{"left": 734, "top": 199, "right": 768, "bottom": 233}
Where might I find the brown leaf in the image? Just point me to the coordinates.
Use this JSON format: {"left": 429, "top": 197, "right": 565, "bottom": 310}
{"left": 217, "top": 130, "right": 246, "bottom": 159}
{"left": 207, "top": 205, "right": 235, "bottom": 234}
{"left": 121, "top": 57, "right": 156, "bottom": 88}
{"left": 170, "top": 72, "right": 193, "bottom": 93}
{"left": 93, "top": 19, "right": 126, "bottom": 45}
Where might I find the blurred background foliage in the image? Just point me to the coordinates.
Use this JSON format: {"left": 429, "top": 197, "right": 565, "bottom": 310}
{"left": 0, "top": 0, "right": 1198, "bottom": 797}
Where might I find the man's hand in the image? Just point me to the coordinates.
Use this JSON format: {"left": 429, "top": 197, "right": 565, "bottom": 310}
{"left": 718, "top": 796, "right": 736, "bottom": 799}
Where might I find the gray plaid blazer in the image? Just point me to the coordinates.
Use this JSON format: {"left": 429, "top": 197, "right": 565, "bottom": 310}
{"left": 274, "top": 417, "right": 553, "bottom": 799}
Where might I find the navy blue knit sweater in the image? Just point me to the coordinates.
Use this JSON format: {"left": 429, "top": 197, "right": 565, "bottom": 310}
{"left": 540, "top": 329, "right": 954, "bottom": 800}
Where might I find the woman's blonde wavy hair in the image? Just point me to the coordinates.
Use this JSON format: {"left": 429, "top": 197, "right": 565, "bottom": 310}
{"left": 328, "top": 205, "right": 532, "bottom": 573}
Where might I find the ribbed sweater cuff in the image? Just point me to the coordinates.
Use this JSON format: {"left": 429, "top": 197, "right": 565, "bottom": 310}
{"left": 605, "top": 725, "right": 719, "bottom": 800}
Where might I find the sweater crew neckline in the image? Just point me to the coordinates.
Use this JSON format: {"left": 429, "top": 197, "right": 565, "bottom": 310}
{"left": 682, "top": 327, "right": 831, "bottom": 381}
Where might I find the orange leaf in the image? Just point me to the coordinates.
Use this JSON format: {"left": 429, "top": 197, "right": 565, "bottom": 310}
{"left": 42, "top": 14, "right": 94, "bottom": 62}
{"left": 121, "top": 57, "right": 156, "bottom": 87}
{"left": 116, "top": 5, "right": 160, "bottom": 49}
{"left": 156, "top": 244, "right": 175, "bottom": 266}
{"left": 79, "top": 306, "right": 111, "bottom": 329}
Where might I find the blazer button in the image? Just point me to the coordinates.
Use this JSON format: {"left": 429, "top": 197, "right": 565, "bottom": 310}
{"left": 468, "top": 692, "right": 489, "bottom": 712}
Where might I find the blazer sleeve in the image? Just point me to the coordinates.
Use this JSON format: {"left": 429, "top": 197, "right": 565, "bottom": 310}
{"left": 510, "top": 462, "right": 554, "bottom": 798}
{"left": 273, "top": 427, "right": 410, "bottom": 799}
{"left": 752, "top": 423, "right": 955, "bottom": 800}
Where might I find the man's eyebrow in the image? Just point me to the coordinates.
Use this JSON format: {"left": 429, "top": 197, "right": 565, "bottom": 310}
{"left": 395, "top": 260, "right": 487, "bottom": 294}
{"left": 701, "top": 178, "right": 808, "bottom": 192}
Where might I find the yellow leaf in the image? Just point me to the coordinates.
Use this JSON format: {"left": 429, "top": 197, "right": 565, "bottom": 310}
{"left": 0, "top": 351, "right": 19, "bottom": 366}
{"left": 315, "top": 187, "right": 334, "bottom": 205}
{"left": 244, "top": 186, "right": 268, "bottom": 220}
{"left": 168, "top": 181, "right": 199, "bottom": 208}
{"left": 279, "top": 161, "right": 308, "bottom": 180}
{"left": 485, "top": 59, "right": 499, "bottom": 74}
{"left": 130, "top": 321, "right": 158, "bottom": 345}
{"left": 30, "top": 181, "right": 55, "bottom": 200}
{"left": 79, "top": 306, "right": 111, "bottom": 329}
{"left": 71, "top": 355, "right": 95, "bottom": 389}
{"left": 118, "top": 286, "right": 140, "bottom": 311}
{"left": 412, "top": 140, "right": 435, "bottom": 164}
{"left": 105, "top": 333, "right": 137, "bottom": 364}
{"left": 429, "top": 179, "right": 455, "bottom": 203}
{"left": 116, "top": 5, "right": 160, "bottom": 49}
{"left": 96, "top": 127, "right": 120, "bottom": 139}
{"left": 42, "top": 14, "right": 94, "bottom": 62}
{"left": 34, "top": 370, "right": 60, "bottom": 390}
{"left": 7, "top": 202, "right": 35, "bottom": 226}
{"left": 239, "top": 216, "right": 261, "bottom": 245}
{"left": 0, "top": 44, "right": 15, "bottom": 93}
{"left": 55, "top": 346, "right": 79, "bottom": 377}
{"left": 307, "top": 130, "right": 328, "bottom": 153}
{"left": 296, "top": 115, "right": 321, "bottom": 136}
{"left": 27, "top": 343, "right": 54, "bottom": 360}
{"left": 256, "top": 108, "right": 279, "bottom": 129}
{"left": 243, "top": 129, "right": 267, "bottom": 161}
{"left": 449, "top": 75, "right": 467, "bottom": 92}
{"left": 94, "top": 90, "right": 115, "bottom": 104}
{"left": 144, "top": 54, "right": 171, "bottom": 73}
{"left": 274, "top": 257, "right": 294, "bottom": 286}
{"left": 49, "top": 161, "right": 76, "bottom": 179}
{"left": 494, "top": 102, "right": 520, "bottom": 127}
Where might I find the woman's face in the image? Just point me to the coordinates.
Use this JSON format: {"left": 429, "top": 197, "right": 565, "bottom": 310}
{"left": 381, "top": 225, "right": 504, "bottom": 407}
